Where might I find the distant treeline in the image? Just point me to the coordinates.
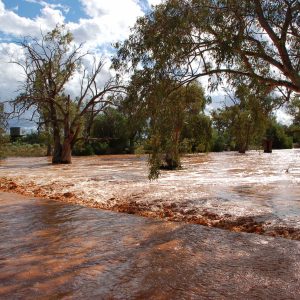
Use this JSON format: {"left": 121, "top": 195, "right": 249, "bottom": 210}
{"left": 1, "top": 106, "right": 296, "bottom": 159}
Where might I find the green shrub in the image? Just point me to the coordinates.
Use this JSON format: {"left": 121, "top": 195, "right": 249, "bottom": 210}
{"left": 210, "top": 132, "right": 226, "bottom": 152}
{"left": 72, "top": 142, "right": 95, "bottom": 156}
{"left": 91, "top": 141, "right": 109, "bottom": 155}
{"left": 266, "top": 121, "right": 293, "bottom": 149}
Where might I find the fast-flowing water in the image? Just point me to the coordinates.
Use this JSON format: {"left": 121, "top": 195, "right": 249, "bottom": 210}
{"left": 0, "top": 191, "right": 300, "bottom": 299}
{"left": 0, "top": 149, "right": 299, "bottom": 236}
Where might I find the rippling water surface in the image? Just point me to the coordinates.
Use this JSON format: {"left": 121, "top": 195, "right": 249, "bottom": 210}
{"left": 0, "top": 192, "right": 300, "bottom": 299}
{"left": 0, "top": 150, "right": 299, "bottom": 226}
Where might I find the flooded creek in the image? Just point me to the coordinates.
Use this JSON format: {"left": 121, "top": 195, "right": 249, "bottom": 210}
{"left": 0, "top": 149, "right": 300, "bottom": 239}
{"left": 0, "top": 191, "right": 300, "bottom": 299}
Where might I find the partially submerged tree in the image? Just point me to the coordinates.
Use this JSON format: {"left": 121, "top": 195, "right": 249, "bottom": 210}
{"left": 12, "top": 25, "right": 123, "bottom": 164}
{"left": 125, "top": 71, "right": 209, "bottom": 178}
{"left": 265, "top": 118, "right": 293, "bottom": 149}
{"left": 150, "top": 81, "right": 208, "bottom": 175}
{"left": 112, "top": 0, "right": 300, "bottom": 170}
{"left": 114, "top": 0, "right": 300, "bottom": 95}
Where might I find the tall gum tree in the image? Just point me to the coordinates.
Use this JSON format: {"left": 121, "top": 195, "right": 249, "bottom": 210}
{"left": 114, "top": 0, "right": 300, "bottom": 95}
{"left": 12, "top": 25, "right": 124, "bottom": 164}
{"left": 125, "top": 70, "right": 209, "bottom": 179}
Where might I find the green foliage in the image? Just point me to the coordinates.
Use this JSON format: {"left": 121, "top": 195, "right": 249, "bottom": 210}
{"left": 180, "top": 114, "right": 212, "bottom": 153}
{"left": 90, "top": 142, "right": 109, "bottom": 155}
{"left": 212, "top": 85, "right": 273, "bottom": 153}
{"left": 91, "top": 108, "right": 130, "bottom": 154}
{"left": 209, "top": 130, "right": 227, "bottom": 152}
{"left": 21, "top": 132, "right": 48, "bottom": 145}
{"left": 286, "top": 96, "right": 300, "bottom": 143}
{"left": 145, "top": 80, "right": 209, "bottom": 179}
{"left": 114, "top": 0, "right": 300, "bottom": 93}
{"left": 112, "top": 0, "right": 300, "bottom": 177}
{"left": 266, "top": 120, "right": 293, "bottom": 149}
{"left": 72, "top": 142, "right": 95, "bottom": 156}
{"left": 0, "top": 136, "right": 9, "bottom": 159}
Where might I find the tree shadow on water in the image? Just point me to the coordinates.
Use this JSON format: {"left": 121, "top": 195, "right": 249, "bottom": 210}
{"left": 0, "top": 196, "right": 299, "bottom": 299}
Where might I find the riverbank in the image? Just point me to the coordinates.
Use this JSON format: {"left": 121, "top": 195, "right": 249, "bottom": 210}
{"left": 1, "top": 191, "right": 300, "bottom": 299}
{"left": 1, "top": 150, "right": 300, "bottom": 240}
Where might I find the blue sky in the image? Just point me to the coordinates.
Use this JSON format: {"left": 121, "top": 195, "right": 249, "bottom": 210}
{"left": 3, "top": 0, "right": 84, "bottom": 21}
{"left": 0, "top": 0, "right": 165, "bottom": 129}
{"left": 2, "top": 0, "right": 152, "bottom": 22}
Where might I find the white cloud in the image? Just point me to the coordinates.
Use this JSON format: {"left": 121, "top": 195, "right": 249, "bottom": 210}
{"left": 70, "top": 0, "right": 144, "bottom": 47}
{"left": 35, "top": 6, "right": 65, "bottom": 28}
{"left": 0, "top": 10, "right": 39, "bottom": 37}
{"left": 276, "top": 109, "right": 293, "bottom": 126}
{"left": 148, "top": 0, "right": 163, "bottom": 7}
{"left": 0, "top": 0, "right": 4, "bottom": 14}
{"left": 0, "top": 0, "right": 65, "bottom": 37}
{"left": 0, "top": 43, "right": 25, "bottom": 102}
{"left": 80, "top": 0, "right": 142, "bottom": 19}
{"left": 0, "top": 0, "right": 144, "bottom": 48}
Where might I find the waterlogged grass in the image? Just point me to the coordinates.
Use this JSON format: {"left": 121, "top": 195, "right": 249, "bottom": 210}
{"left": 0, "top": 143, "right": 46, "bottom": 158}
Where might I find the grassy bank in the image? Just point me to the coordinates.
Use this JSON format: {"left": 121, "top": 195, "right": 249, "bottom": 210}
{"left": 0, "top": 142, "right": 46, "bottom": 158}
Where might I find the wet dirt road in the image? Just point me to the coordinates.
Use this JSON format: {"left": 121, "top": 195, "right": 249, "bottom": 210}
{"left": 0, "top": 192, "right": 300, "bottom": 299}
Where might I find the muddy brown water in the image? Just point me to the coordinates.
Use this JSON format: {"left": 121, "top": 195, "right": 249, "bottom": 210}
{"left": 1, "top": 192, "right": 300, "bottom": 299}
{"left": 0, "top": 150, "right": 300, "bottom": 239}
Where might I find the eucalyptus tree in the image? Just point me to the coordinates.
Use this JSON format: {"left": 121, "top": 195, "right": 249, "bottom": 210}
{"left": 12, "top": 25, "right": 123, "bottom": 164}
{"left": 114, "top": 0, "right": 300, "bottom": 96}
{"left": 149, "top": 81, "right": 208, "bottom": 178}
{"left": 125, "top": 70, "right": 209, "bottom": 179}
{"left": 212, "top": 85, "right": 275, "bottom": 153}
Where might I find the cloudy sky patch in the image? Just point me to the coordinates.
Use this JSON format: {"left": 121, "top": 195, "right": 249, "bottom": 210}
{"left": 0, "top": 0, "right": 292, "bottom": 129}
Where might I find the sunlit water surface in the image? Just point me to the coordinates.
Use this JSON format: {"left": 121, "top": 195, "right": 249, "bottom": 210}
{"left": 1, "top": 150, "right": 299, "bottom": 228}
{"left": 0, "top": 192, "right": 300, "bottom": 299}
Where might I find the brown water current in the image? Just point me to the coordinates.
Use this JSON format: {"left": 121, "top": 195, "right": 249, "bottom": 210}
{"left": 0, "top": 149, "right": 300, "bottom": 239}
{"left": 0, "top": 191, "right": 300, "bottom": 299}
